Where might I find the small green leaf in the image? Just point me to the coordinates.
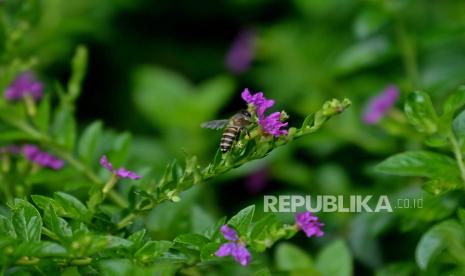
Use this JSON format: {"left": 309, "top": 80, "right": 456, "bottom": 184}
{"left": 54, "top": 192, "right": 90, "bottom": 222}
{"left": 422, "top": 178, "right": 462, "bottom": 196}
{"left": 31, "top": 195, "right": 65, "bottom": 214}
{"left": 404, "top": 91, "right": 439, "bottom": 134}
{"left": 200, "top": 242, "right": 221, "bottom": 262}
{"left": 51, "top": 107, "right": 76, "bottom": 150}
{"left": 174, "top": 233, "right": 209, "bottom": 251}
{"left": 204, "top": 217, "right": 226, "bottom": 240}
{"left": 227, "top": 205, "right": 255, "bottom": 235}
{"left": 416, "top": 220, "right": 465, "bottom": 269}
{"left": 442, "top": 86, "right": 465, "bottom": 124}
{"left": 453, "top": 109, "right": 465, "bottom": 139}
{"left": 275, "top": 242, "right": 314, "bottom": 271}
{"left": 99, "top": 259, "right": 132, "bottom": 276}
{"left": 68, "top": 45, "right": 88, "bottom": 101}
{"left": 375, "top": 150, "right": 459, "bottom": 179}
{"left": 36, "top": 241, "right": 68, "bottom": 257}
{"left": 78, "top": 121, "right": 103, "bottom": 165}
{"left": 44, "top": 204, "right": 72, "bottom": 240}
{"left": 134, "top": 240, "right": 173, "bottom": 263}
{"left": 10, "top": 199, "right": 42, "bottom": 242}
{"left": 316, "top": 239, "right": 352, "bottom": 276}
{"left": 0, "top": 215, "right": 16, "bottom": 238}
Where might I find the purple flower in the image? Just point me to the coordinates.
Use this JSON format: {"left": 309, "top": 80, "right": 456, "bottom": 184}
{"left": 215, "top": 225, "right": 251, "bottom": 266}
{"left": 241, "top": 88, "right": 288, "bottom": 137}
{"left": 99, "top": 155, "right": 141, "bottom": 180}
{"left": 4, "top": 72, "right": 44, "bottom": 101}
{"left": 362, "top": 85, "right": 400, "bottom": 124}
{"left": 295, "top": 211, "right": 324, "bottom": 238}
{"left": 220, "top": 225, "right": 239, "bottom": 241}
{"left": 259, "top": 112, "right": 288, "bottom": 137}
{"left": 22, "top": 144, "right": 64, "bottom": 170}
{"left": 225, "top": 30, "right": 256, "bottom": 73}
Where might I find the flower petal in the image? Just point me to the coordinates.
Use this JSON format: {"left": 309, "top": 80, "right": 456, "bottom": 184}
{"left": 231, "top": 243, "right": 251, "bottom": 266}
{"left": 362, "top": 85, "right": 400, "bottom": 125}
{"left": 295, "top": 211, "right": 324, "bottom": 238}
{"left": 4, "top": 72, "right": 44, "bottom": 101}
{"left": 220, "top": 225, "right": 238, "bottom": 241}
{"left": 115, "top": 167, "right": 142, "bottom": 180}
{"left": 215, "top": 242, "right": 235, "bottom": 257}
{"left": 99, "top": 155, "right": 114, "bottom": 172}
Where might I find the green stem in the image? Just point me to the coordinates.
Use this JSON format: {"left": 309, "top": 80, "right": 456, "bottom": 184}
{"left": 116, "top": 213, "right": 137, "bottom": 229}
{"left": 394, "top": 17, "right": 418, "bottom": 90}
{"left": 102, "top": 174, "right": 118, "bottom": 194}
{"left": 449, "top": 131, "right": 465, "bottom": 186}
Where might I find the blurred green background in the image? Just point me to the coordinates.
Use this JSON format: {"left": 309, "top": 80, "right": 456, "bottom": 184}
{"left": 2, "top": 0, "right": 465, "bottom": 274}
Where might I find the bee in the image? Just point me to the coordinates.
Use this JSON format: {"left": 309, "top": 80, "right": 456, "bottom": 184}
{"left": 201, "top": 110, "right": 252, "bottom": 153}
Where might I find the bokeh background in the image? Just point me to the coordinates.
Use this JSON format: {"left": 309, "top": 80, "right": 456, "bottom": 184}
{"left": 3, "top": 0, "right": 465, "bottom": 275}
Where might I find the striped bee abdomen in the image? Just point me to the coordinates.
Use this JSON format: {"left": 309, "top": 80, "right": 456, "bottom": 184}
{"left": 220, "top": 126, "right": 239, "bottom": 153}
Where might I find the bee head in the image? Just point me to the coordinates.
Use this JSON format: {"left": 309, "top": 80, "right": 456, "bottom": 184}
{"left": 241, "top": 110, "right": 251, "bottom": 118}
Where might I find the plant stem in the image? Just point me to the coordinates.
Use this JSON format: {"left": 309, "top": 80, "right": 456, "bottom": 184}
{"left": 449, "top": 131, "right": 465, "bottom": 186}
{"left": 117, "top": 213, "right": 137, "bottom": 229}
{"left": 394, "top": 17, "right": 418, "bottom": 90}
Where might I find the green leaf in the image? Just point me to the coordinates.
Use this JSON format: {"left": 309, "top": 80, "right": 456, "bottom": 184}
{"left": 174, "top": 233, "right": 209, "bottom": 251}
{"left": 453, "top": 109, "right": 465, "bottom": 139}
{"left": 416, "top": 220, "right": 465, "bottom": 269}
{"left": 275, "top": 242, "right": 314, "bottom": 271}
{"left": 31, "top": 195, "right": 65, "bottom": 214}
{"left": 99, "top": 259, "right": 132, "bottom": 276}
{"left": 36, "top": 241, "right": 68, "bottom": 257}
{"left": 316, "top": 239, "right": 352, "bottom": 276}
{"left": 204, "top": 216, "right": 226, "bottom": 240}
{"left": 200, "top": 242, "right": 221, "bottom": 262}
{"left": 78, "top": 121, "right": 103, "bottom": 165}
{"left": 10, "top": 199, "right": 42, "bottom": 242}
{"left": 227, "top": 205, "right": 255, "bottom": 235}
{"left": 0, "top": 215, "right": 16, "bottom": 238}
{"left": 43, "top": 204, "right": 72, "bottom": 240}
{"left": 127, "top": 229, "right": 146, "bottom": 254}
{"left": 54, "top": 192, "right": 90, "bottom": 222}
{"left": 134, "top": 240, "right": 173, "bottom": 263}
{"left": 422, "top": 178, "right": 462, "bottom": 196}
{"left": 442, "top": 86, "right": 465, "bottom": 124}
{"left": 375, "top": 150, "right": 459, "bottom": 179}
{"left": 404, "top": 91, "right": 439, "bottom": 134}
{"left": 68, "top": 45, "right": 88, "bottom": 101}
{"left": 51, "top": 107, "right": 76, "bottom": 150}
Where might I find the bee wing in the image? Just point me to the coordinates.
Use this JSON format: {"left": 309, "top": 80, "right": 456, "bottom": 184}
{"left": 201, "top": 119, "right": 229, "bottom": 130}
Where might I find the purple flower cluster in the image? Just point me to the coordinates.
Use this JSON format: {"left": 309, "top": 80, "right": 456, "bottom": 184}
{"left": 215, "top": 225, "right": 251, "bottom": 266}
{"left": 225, "top": 30, "right": 256, "bottom": 74}
{"left": 362, "top": 85, "right": 400, "bottom": 124}
{"left": 23, "top": 144, "right": 64, "bottom": 170}
{"left": 295, "top": 211, "right": 324, "bottom": 238}
{"left": 100, "top": 155, "right": 141, "bottom": 180}
{"left": 4, "top": 72, "right": 44, "bottom": 101}
{"left": 241, "top": 88, "right": 288, "bottom": 137}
